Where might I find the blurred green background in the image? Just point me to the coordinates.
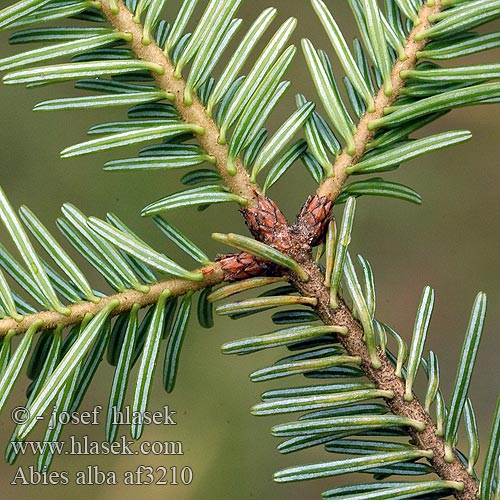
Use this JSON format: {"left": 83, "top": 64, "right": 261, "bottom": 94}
{"left": 0, "top": 1, "right": 499, "bottom": 499}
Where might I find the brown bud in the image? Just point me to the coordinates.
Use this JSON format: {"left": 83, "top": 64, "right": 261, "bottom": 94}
{"left": 217, "top": 252, "right": 276, "bottom": 282}
{"left": 294, "top": 195, "right": 332, "bottom": 246}
{"left": 241, "top": 194, "right": 293, "bottom": 250}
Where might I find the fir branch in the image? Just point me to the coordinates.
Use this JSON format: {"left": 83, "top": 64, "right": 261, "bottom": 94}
{"left": 315, "top": 0, "right": 444, "bottom": 203}
{"left": 0, "top": 261, "right": 225, "bottom": 337}
{"left": 289, "top": 262, "right": 479, "bottom": 500}
{"left": 99, "top": 0, "right": 262, "bottom": 207}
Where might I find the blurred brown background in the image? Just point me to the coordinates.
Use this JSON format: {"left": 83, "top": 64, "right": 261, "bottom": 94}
{"left": 0, "top": 1, "right": 499, "bottom": 499}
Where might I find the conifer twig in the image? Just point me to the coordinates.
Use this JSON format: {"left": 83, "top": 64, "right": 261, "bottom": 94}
{"left": 0, "top": 261, "right": 226, "bottom": 337}
{"left": 100, "top": 0, "right": 262, "bottom": 208}
{"left": 315, "top": 0, "right": 444, "bottom": 205}
{"left": 289, "top": 262, "right": 479, "bottom": 500}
